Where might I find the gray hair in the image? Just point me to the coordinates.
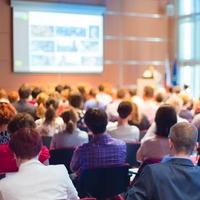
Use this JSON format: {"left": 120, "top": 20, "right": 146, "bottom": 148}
{"left": 169, "top": 122, "right": 198, "bottom": 155}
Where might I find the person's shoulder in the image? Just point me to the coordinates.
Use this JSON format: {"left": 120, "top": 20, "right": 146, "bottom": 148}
{"left": 46, "top": 164, "right": 69, "bottom": 175}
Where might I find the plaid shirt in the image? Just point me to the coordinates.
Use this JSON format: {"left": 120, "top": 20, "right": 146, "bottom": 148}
{"left": 70, "top": 133, "right": 126, "bottom": 173}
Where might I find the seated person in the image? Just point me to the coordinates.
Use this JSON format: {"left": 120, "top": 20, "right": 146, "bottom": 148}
{"left": 108, "top": 101, "right": 140, "bottom": 142}
{"left": 137, "top": 105, "right": 177, "bottom": 162}
{"left": 0, "top": 113, "right": 49, "bottom": 173}
{"left": 126, "top": 122, "right": 200, "bottom": 200}
{"left": 0, "top": 128, "right": 79, "bottom": 200}
{"left": 70, "top": 108, "right": 126, "bottom": 174}
{"left": 50, "top": 108, "right": 88, "bottom": 149}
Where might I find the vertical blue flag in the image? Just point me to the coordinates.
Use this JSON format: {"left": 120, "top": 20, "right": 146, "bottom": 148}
{"left": 172, "top": 60, "right": 178, "bottom": 86}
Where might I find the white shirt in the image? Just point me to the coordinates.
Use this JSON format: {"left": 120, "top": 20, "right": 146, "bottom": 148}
{"left": 108, "top": 123, "right": 140, "bottom": 142}
{"left": 0, "top": 159, "right": 79, "bottom": 200}
{"left": 50, "top": 128, "right": 89, "bottom": 149}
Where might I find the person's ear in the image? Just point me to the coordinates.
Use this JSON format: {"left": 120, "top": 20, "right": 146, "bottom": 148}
{"left": 168, "top": 138, "right": 174, "bottom": 151}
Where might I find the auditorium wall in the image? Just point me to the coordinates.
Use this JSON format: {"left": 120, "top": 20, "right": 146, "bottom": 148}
{"left": 0, "top": 0, "right": 171, "bottom": 91}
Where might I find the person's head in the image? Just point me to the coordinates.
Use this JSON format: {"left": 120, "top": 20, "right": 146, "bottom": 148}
{"left": 45, "top": 97, "right": 59, "bottom": 110}
{"left": 116, "top": 88, "right": 126, "bottom": 99}
{"left": 7, "top": 91, "right": 19, "bottom": 103}
{"left": 9, "top": 128, "right": 42, "bottom": 161}
{"left": 155, "top": 92, "right": 165, "bottom": 103}
{"left": 68, "top": 91, "right": 83, "bottom": 109}
{"left": 31, "top": 87, "right": 42, "bottom": 99}
{"left": 0, "top": 102, "right": 16, "bottom": 126}
{"left": 44, "top": 106, "right": 56, "bottom": 124}
{"left": 155, "top": 104, "right": 177, "bottom": 137}
{"left": 117, "top": 101, "right": 132, "bottom": 119}
{"left": 166, "top": 95, "right": 183, "bottom": 114}
{"left": 55, "top": 84, "right": 64, "bottom": 94}
{"left": 143, "top": 86, "right": 154, "bottom": 99}
{"left": 169, "top": 122, "right": 198, "bottom": 155}
{"left": 0, "top": 88, "right": 7, "bottom": 99}
{"left": 36, "top": 92, "right": 49, "bottom": 106}
{"left": 84, "top": 108, "right": 107, "bottom": 134}
{"left": 98, "top": 84, "right": 105, "bottom": 92}
{"left": 61, "top": 109, "right": 78, "bottom": 134}
{"left": 8, "top": 113, "right": 36, "bottom": 134}
{"left": 18, "top": 84, "right": 31, "bottom": 99}
{"left": 129, "top": 102, "right": 140, "bottom": 124}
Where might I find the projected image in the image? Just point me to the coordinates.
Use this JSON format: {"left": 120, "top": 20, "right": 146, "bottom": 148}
{"left": 31, "top": 41, "right": 55, "bottom": 52}
{"left": 82, "top": 56, "right": 102, "bottom": 66}
{"left": 31, "top": 55, "right": 55, "bottom": 66}
{"left": 79, "top": 41, "right": 99, "bottom": 52}
{"left": 56, "top": 26, "right": 86, "bottom": 37}
{"left": 13, "top": 3, "right": 104, "bottom": 73}
{"left": 31, "top": 25, "right": 54, "bottom": 37}
{"left": 89, "top": 25, "right": 99, "bottom": 39}
{"left": 56, "top": 40, "right": 77, "bottom": 52}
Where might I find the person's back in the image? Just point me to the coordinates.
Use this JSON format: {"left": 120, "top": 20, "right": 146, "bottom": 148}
{"left": 70, "top": 108, "right": 126, "bottom": 173}
{"left": 0, "top": 160, "right": 78, "bottom": 200}
{"left": 126, "top": 122, "right": 200, "bottom": 200}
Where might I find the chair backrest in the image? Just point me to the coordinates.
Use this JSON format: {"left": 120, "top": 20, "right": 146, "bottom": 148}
{"left": 49, "top": 148, "right": 75, "bottom": 173}
{"left": 42, "top": 136, "right": 52, "bottom": 149}
{"left": 126, "top": 142, "right": 141, "bottom": 167}
{"left": 80, "top": 165, "right": 130, "bottom": 199}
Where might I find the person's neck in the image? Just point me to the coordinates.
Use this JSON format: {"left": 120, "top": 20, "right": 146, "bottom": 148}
{"left": 0, "top": 124, "right": 7, "bottom": 132}
{"left": 118, "top": 118, "right": 128, "bottom": 126}
{"left": 173, "top": 152, "right": 191, "bottom": 159}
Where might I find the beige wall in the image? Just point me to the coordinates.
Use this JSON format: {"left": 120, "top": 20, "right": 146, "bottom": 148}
{"left": 0, "top": 0, "right": 172, "bottom": 91}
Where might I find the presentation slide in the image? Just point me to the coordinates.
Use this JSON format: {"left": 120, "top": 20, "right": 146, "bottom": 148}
{"left": 12, "top": 2, "right": 104, "bottom": 73}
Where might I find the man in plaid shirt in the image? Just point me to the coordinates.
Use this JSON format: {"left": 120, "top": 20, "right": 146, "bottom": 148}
{"left": 70, "top": 108, "right": 126, "bottom": 174}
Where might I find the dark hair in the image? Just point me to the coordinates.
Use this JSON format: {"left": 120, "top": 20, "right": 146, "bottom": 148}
{"left": 84, "top": 108, "right": 107, "bottom": 134}
{"left": 55, "top": 85, "right": 64, "bottom": 94}
{"left": 18, "top": 84, "right": 31, "bottom": 99}
{"left": 117, "top": 101, "right": 132, "bottom": 119}
{"left": 8, "top": 113, "right": 36, "bottom": 134}
{"left": 155, "top": 105, "right": 177, "bottom": 137}
{"left": 68, "top": 91, "right": 83, "bottom": 109}
{"left": 44, "top": 106, "right": 56, "bottom": 125}
{"left": 9, "top": 128, "right": 42, "bottom": 159}
{"left": 98, "top": 84, "right": 105, "bottom": 92}
{"left": 169, "top": 122, "right": 198, "bottom": 155}
{"left": 61, "top": 109, "right": 77, "bottom": 133}
{"left": 0, "top": 102, "right": 16, "bottom": 125}
{"left": 45, "top": 98, "right": 59, "bottom": 110}
{"left": 31, "top": 87, "right": 42, "bottom": 99}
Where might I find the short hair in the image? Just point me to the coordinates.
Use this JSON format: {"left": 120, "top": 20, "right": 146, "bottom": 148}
{"left": 9, "top": 128, "right": 42, "bottom": 159}
{"left": 116, "top": 89, "right": 126, "bottom": 99}
{"left": 45, "top": 97, "right": 59, "bottom": 110}
{"left": 117, "top": 101, "right": 132, "bottom": 119}
{"left": 55, "top": 84, "right": 64, "bottom": 94}
{"left": 8, "top": 113, "right": 36, "bottom": 134}
{"left": 7, "top": 91, "right": 19, "bottom": 103}
{"left": 84, "top": 108, "right": 107, "bottom": 134}
{"left": 18, "top": 84, "right": 31, "bottom": 99}
{"left": 143, "top": 86, "right": 154, "bottom": 98}
{"left": 98, "top": 84, "right": 105, "bottom": 92}
{"left": 0, "top": 88, "right": 7, "bottom": 99}
{"left": 68, "top": 91, "right": 83, "bottom": 109}
{"left": 169, "top": 122, "right": 198, "bottom": 155}
{"left": 0, "top": 102, "right": 16, "bottom": 125}
{"left": 31, "top": 87, "right": 42, "bottom": 99}
{"left": 155, "top": 104, "right": 177, "bottom": 137}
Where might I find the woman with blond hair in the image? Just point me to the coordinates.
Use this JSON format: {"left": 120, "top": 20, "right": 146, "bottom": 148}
{"left": 50, "top": 108, "right": 88, "bottom": 149}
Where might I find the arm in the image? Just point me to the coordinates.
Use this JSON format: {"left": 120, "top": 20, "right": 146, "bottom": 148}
{"left": 126, "top": 166, "right": 154, "bottom": 200}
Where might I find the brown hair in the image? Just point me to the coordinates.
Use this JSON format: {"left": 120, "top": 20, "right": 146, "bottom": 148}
{"left": 61, "top": 109, "right": 77, "bottom": 133}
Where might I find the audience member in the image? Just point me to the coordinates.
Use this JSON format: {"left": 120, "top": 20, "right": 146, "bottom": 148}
{"left": 106, "top": 88, "right": 126, "bottom": 121}
{"left": 35, "top": 97, "right": 64, "bottom": 136}
{"left": 137, "top": 105, "right": 177, "bottom": 162}
{"left": 0, "top": 102, "right": 16, "bottom": 144}
{"left": 7, "top": 91, "right": 18, "bottom": 104}
{"left": 126, "top": 122, "right": 200, "bottom": 200}
{"left": 108, "top": 101, "right": 139, "bottom": 142}
{"left": 12, "top": 84, "right": 36, "bottom": 118}
{"left": 50, "top": 108, "right": 88, "bottom": 149}
{"left": 0, "top": 128, "right": 79, "bottom": 200}
{"left": 70, "top": 108, "right": 126, "bottom": 174}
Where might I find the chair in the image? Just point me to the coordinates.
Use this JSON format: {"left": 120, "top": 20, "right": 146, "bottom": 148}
{"left": 42, "top": 136, "right": 52, "bottom": 149}
{"left": 49, "top": 148, "right": 75, "bottom": 173}
{"left": 80, "top": 165, "right": 130, "bottom": 199}
{"left": 126, "top": 142, "right": 141, "bottom": 167}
